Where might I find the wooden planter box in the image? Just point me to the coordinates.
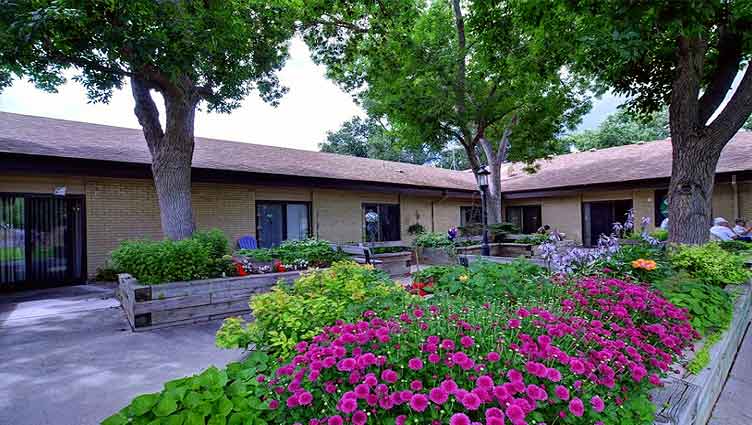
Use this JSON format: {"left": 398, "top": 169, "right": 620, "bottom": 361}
{"left": 372, "top": 251, "right": 412, "bottom": 277}
{"left": 117, "top": 270, "right": 308, "bottom": 331}
{"left": 651, "top": 281, "right": 752, "bottom": 424}
{"left": 416, "top": 247, "right": 456, "bottom": 265}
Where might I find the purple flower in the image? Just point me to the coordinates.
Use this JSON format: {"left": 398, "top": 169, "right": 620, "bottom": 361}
{"left": 429, "top": 387, "right": 449, "bottom": 404}
{"left": 591, "top": 396, "right": 605, "bottom": 413}
{"left": 409, "top": 394, "right": 428, "bottom": 412}
{"left": 408, "top": 357, "right": 424, "bottom": 371}
{"left": 450, "top": 413, "right": 471, "bottom": 425}
{"left": 569, "top": 398, "right": 585, "bottom": 417}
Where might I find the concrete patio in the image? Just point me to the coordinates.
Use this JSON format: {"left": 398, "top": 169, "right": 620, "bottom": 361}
{"left": 0, "top": 284, "right": 243, "bottom": 425}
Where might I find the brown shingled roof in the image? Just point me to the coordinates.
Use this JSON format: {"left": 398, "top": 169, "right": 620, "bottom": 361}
{"left": 0, "top": 112, "right": 477, "bottom": 191}
{"left": 500, "top": 132, "right": 752, "bottom": 193}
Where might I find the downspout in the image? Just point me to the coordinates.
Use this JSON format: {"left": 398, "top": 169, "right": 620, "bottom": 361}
{"left": 732, "top": 174, "right": 739, "bottom": 219}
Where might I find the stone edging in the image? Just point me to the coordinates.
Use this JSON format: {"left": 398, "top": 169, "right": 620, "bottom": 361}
{"left": 652, "top": 281, "right": 752, "bottom": 425}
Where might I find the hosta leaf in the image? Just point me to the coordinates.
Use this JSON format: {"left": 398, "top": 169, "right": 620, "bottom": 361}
{"left": 130, "top": 393, "right": 160, "bottom": 416}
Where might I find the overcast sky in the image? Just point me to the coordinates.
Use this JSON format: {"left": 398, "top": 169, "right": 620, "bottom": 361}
{"left": 0, "top": 37, "right": 621, "bottom": 151}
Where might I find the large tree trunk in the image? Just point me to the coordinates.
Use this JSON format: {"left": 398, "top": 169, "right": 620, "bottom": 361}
{"left": 131, "top": 77, "right": 198, "bottom": 240}
{"left": 479, "top": 127, "right": 512, "bottom": 225}
{"left": 667, "top": 133, "right": 722, "bottom": 244}
{"left": 667, "top": 35, "right": 752, "bottom": 244}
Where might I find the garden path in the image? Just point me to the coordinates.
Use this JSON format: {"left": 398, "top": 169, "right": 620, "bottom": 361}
{"left": 0, "top": 284, "right": 243, "bottom": 425}
{"left": 709, "top": 321, "right": 752, "bottom": 425}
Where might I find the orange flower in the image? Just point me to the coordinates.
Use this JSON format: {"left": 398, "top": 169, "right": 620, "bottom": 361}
{"left": 631, "top": 258, "right": 657, "bottom": 271}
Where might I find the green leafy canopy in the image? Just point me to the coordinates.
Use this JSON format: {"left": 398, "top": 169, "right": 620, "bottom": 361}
{"left": 0, "top": 0, "right": 299, "bottom": 111}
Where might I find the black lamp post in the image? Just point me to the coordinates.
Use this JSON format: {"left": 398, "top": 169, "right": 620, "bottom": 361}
{"left": 476, "top": 166, "right": 491, "bottom": 256}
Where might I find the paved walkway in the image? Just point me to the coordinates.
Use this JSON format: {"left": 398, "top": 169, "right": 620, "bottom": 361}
{"left": 709, "top": 322, "right": 752, "bottom": 425}
{"left": 0, "top": 284, "right": 243, "bottom": 425}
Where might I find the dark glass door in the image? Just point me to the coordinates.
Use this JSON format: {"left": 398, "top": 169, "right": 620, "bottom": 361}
{"left": 257, "top": 203, "right": 284, "bottom": 248}
{"left": 0, "top": 196, "right": 26, "bottom": 284}
{"left": 0, "top": 195, "right": 85, "bottom": 290}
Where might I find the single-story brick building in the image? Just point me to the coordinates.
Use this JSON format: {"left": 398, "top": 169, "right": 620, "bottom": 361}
{"left": 0, "top": 112, "right": 481, "bottom": 289}
{"left": 500, "top": 132, "right": 752, "bottom": 246}
{"left": 2, "top": 111, "right": 751, "bottom": 290}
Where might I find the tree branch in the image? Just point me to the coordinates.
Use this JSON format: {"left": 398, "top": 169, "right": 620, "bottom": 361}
{"left": 697, "top": 27, "right": 744, "bottom": 124}
{"left": 705, "top": 64, "right": 752, "bottom": 145}
{"left": 131, "top": 76, "right": 165, "bottom": 155}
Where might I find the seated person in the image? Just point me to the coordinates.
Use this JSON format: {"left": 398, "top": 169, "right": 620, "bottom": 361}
{"left": 710, "top": 217, "right": 752, "bottom": 241}
{"left": 733, "top": 219, "right": 751, "bottom": 237}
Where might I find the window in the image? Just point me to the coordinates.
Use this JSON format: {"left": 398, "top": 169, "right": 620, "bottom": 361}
{"left": 655, "top": 189, "right": 669, "bottom": 224}
{"left": 363, "top": 203, "right": 400, "bottom": 242}
{"left": 460, "top": 206, "right": 482, "bottom": 226}
{"left": 505, "top": 205, "right": 542, "bottom": 234}
{"left": 256, "top": 201, "right": 311, "bottom": 248}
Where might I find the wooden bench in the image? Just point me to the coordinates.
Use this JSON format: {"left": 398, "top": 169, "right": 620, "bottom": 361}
{"left": 333, "top": 244, "right": 384, "bottom": 266}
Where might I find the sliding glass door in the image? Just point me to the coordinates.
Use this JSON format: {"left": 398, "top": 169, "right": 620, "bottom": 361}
{"left": 0, "top": 194, "right": 86, "bottom": 289}
{"left": 256, "top": 201, "right": 311, "bottom": 248}
{"left": 1, "top": 196, "right": 26, "bottom": 284}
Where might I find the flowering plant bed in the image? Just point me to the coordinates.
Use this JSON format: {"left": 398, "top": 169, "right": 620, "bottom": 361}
{"left": 117, "top": 269, "right": 315, "bottom": 331}
{"left": 258, "top": 276, "right": 697, "bottom": 425}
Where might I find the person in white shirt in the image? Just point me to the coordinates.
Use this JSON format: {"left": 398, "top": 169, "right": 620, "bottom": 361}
{"left": 660, "top": 217, "right": 669, "bottom": 231}
{"left": 710, "top": 218, "right": 740, "bottom": 241}
{"left": 733, "top": 219, "right": 751, "bottom": 237}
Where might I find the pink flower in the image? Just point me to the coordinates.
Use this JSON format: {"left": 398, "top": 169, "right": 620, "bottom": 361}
{"left": 569, "top": 398, "right": 585, "bottom": 417}
{"left": 396, "top": 416, "right": 407, "bottom": 425}
{"left": 381, "top": 369, "right": 398, "bottom": 384}
{"left": 428, "top": 353, "right": 441, "bottom": 363}
{"left": 486, "top": 407, "right": 504, "bottom": 418}
{"left": 409, "top": 394, "right": 429, "bottom": 412}
{"left": 554, "top": 385, "right": 570, "bottom": 401}
{"left": 328, "top": 416, "right": 343, "bottom": 425}
{"left": 546, "top": 367, "right": 562, "bottom": 382}
{"left": 410, "top": 380, "right": 423, "bottom": 391}
{"left": 268, "top": 399, "right": 279, "bottom": 409}
{"left": 591, "top": 396, "right": 605, "bottom": 413}
{"left": 461, "top": 335, "right": 475, "bottom": 348}
{"left": 298, "top": 391, "right": 313, "bottom": 405}
{"left": 461, "top": 393, "right": 481, "bottom": 410}
{"left": 486, "top": 351, "right": 500, "bottom": 362}
{"left": 569, "top": 359, "right": 585, "bottom": 374}
{"left": 476, "top": 375, "right": 494, "bottom": 389}
{"left": 506, "top": 404, "right": 525, "bottom": 422}
{"left": 352, "top": 410, "right": 367, "bottom": 425}
{"left": 440, "top": 379, "right": 459, "bottom": 394}
{"left": 354, "top": 383, "right": 370, "bottom": 399}
{"left": 338, "top": 397, "right": 357, "bottom": 413}
{"left": 452, "top": 351, "right": 469, "bottom": 364}
{"left": 408, "top": 357, "right": 424, "bottom": 371}
{"left": 507, "top": 369, "right": 523, "bottom": 383}
{"left": 450, "top": 413, "right": 471, "bottom": 425}
{"left": 429, "top": 387, "right": 449, "bottom": 404}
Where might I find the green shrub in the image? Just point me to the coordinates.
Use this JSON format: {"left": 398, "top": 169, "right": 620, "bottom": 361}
{"left": 687, "top": 331, "right": 723, "bottom": 374}
{"left": 650, "top": 228, "right": 669, "bottom": 241}
{"left": 654, "top": 272, "right": 733, "bottom": 335}
{"left": 517, "top": 233, "right": 549, "bottom": 245}
{"left": 718, "top": 239, "right": 752, "bottom": 254}
{"left": 237, "top": 239, "right": 346, "bottom": 268}
{"left": 94, "top": 263, "right": 120, "bottom": 282}
{"left": 273, "top": 239, "right": 346, "bottom": 267}
{"left": 601, "top": 243, "right": 672, "bottom": 283}
{"left": 413, "top": 259, "right": 551, "bottom": 302}
{"left": 370, "top": 246, "right": 411, "bottom": 254}
{"left": 102, "top": 352, "right": 276, "bottom": 425}
{"left": 216, "top": 261, "right": 412, "bottom": 358}
{"left": 236, "top": 248, "right": 275, "bottom": 262}
{"left": 111, "top": 230, "right": 232, "bottom": 285}
{"left": 413, "top": 232, "right": 454, "bottom": 248}
{"left": 407, "top": 223, "right": 425, "bottom": 235}
{"left": 669, "top": 243, "right": 751, "bottom": 286}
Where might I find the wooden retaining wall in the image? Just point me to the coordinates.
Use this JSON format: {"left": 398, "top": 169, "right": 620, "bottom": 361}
{"left": 652, "top": 281, "right": 752, "bottom": 425}
{"left": 118, "top": 270, "right": 308, "bottom": 331}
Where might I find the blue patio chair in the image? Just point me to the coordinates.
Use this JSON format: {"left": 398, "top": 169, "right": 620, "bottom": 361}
{"left": 237, "top": 235, "right": 258, "bottom": 250}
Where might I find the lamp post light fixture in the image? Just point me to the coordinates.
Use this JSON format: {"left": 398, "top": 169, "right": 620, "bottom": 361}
{"left": 476, "top": 166, "right": 491, "bottom": 257}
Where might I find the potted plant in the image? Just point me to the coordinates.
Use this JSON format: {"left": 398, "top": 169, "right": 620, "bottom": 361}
{"left": 414, "top": 232, "right": 456, "bottom": 265}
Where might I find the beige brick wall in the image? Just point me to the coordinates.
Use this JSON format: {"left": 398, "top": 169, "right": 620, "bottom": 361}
{"left": 712, "top": 182, "right": 736, "bottom": 221}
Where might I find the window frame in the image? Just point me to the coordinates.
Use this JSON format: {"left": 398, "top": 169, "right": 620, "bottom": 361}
{"left": 255, "top": 200, "right": 312, "bottom": 248}
{"left": 362, "top": 203, "right": 401, "bottom": 242}
{"left": 460, "top": 205, "right": 482, "bottom": 226}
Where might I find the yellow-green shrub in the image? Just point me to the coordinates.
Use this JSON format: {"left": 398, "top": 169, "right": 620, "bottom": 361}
{"left": 216, "top": 261, "right": 412, "bottom": 358}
